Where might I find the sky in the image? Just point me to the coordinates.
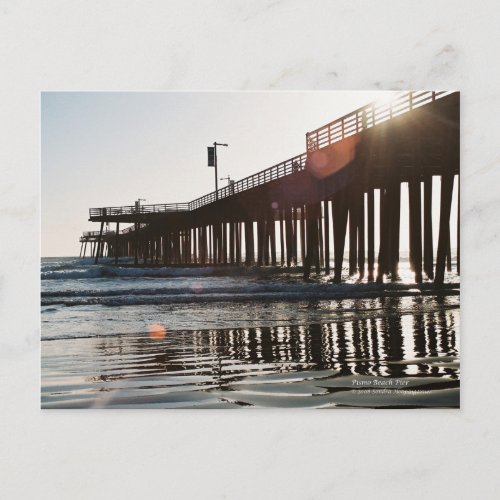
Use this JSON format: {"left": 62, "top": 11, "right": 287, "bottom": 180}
{"left": 41, "top": 91, "right": 457, "bottom": 257}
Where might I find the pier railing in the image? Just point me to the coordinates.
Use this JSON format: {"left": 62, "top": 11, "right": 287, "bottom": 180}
{"left": 82, "top": 224, "right": 144, "bottom": 238}
{"left": 189, "top": 153, "right": 307, "bottom": 210}
{"left": 83, "top": 230, "right": 114, "bottom": 237}
{"left": 89, "top": 92, "right": 453, "bottom": 220}
{"left": 89, "top": 203, "right": 190, "bottom": 219}
{"left": 89, "top": 153, "right": 307, "bottom": 218}
{"left": 306, "top": 90, "right": 454, "bottom": 151}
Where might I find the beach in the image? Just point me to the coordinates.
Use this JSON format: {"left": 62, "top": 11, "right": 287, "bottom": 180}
{"left": 41, "top": 256, "right": 460, "bottom": 409}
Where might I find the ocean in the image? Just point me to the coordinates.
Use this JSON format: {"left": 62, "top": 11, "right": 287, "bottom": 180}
{"left": 41, "top": 256, "right": 460, "bottom": 409}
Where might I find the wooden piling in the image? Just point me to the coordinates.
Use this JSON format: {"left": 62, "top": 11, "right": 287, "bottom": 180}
{"left": 293, "top": 207, "right": 299, "bottom": 265}
{"left": 94, "top": 221, "right": 104, "bottom": 264}
{"left": 285, "top": 208, "right": 293, "bottom": 267}
{"left": 300, "top": 206, "right": 306, "bottom": 265}
{"left": 222, "top": 223, "right": 227, "bottom": 264}
{"left": 324, "top": 200, "right": 330, "bottom": 274}
{"left": 236, "top": 223, "right": 241, "bottom": 265}
{"left": 457, "top": 180, "right": 460, "bottom": 275}
{"left": 134, "top": 223, "right": 139, "bottom": 265}
{"left": 279, "top": 210, "right": 285, "bottom": 266}
{"left": 114, "top": 222, "right": 120, "bottom": 265}
{"left": 435, "top": 174, "right": 454, "bottom": 284}
{"left": 269, "top": 211, "right": 277, "bottom": 266}
{"left": 348, "top": 193, "right": 357, "bottom": 276}
{"left": 229, "top": 222, "right": 235, "bottom": 264}
{"left": 245, "top": 220, "right": 254, "bottom": 265}
{"left": 303, "top": 202, "right": 320, "bottom": 279}
{"left": 377, "top": 188, "right": 388, "bottom": 283}
{"left": 367, "top": 188, "right": 374, "bottom": 281}
{"left": 333, "top": 190, "right": 349, "bottom": 283}
{"left": 408, "top": 176, "right": 422, "bottom": 283}
{"left": 318, "top": 206, "right": 324, "bottom": 270}
{"left": 209, "top": 225, "right": 213, "bottom": 264}
{"left": 423, "top": 175, "right": 434, "bottom": 279}
{"left": 357, "top": 191, "right": 365, "bottom": 279}
{"left": 389, "top": 180, "right": 401, "bottom": 280}
{"left": 257, "top": 218, "right": 264, "bottom": 266}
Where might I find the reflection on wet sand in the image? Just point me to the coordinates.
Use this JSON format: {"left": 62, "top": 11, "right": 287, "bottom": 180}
{"left": 41, "top": 298, "right": 459, "bottom": 409}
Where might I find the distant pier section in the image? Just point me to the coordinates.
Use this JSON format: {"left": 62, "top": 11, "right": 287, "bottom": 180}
{"left": 80, "top": 91, "right": 459, "bottom": 284}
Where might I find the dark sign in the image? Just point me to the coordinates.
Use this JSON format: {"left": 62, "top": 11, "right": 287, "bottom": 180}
{"left": 207, "top": 146, "right": 215, "bottom": 167}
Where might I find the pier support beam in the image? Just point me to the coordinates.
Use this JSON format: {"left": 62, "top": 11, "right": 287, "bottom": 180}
{"left": 279, "top": 210, "right": 285, "bottom": 266}
{"left": 435, "top": 174, "right": 454, "bottom": 284}
{"left": 293, "top": 207, "right": 298, "bottom": 265}
{"left": 134, "top": 223, "right": 139, "bottom": 265}
{"left": 236, "top": 223, "right": 241, "bottom": 265}
{"left": 269, "top": 211, "right": 277, "bottom": 266}
{"left": 114, "top": 222, "right": 120, "bottom": 265}
{"left": 300, "top": 206, "right": 306, "bottom": 266}
{"left": 457, "top": 181, "right": 460, "bottom": 275}
{"left": 423, "top": 175, "right": 434, "bottom": 279}
{"left": 222, "top": 223, "right": 227, "bottom": 264}
{"left": 94, "top": 221, "right": 104, "bottom": 264}
{"left": 377, "top": 188, "right": 388, "bottom": 283}
{"left": 303, "top": 202, "right": 320, "bottom": 279}
{"left": 333, "top": 190, "right": 349, "bottom": 283}
{"left": 285, "top": 208, "right": 293, "bottom": 267}
{"left": 389, "top": 180, "right": 401, "bottom": 280}
{"left": 409, "top": 177, "right": 422, "bottom": 283}
{"left": 348, "top": 189, "right": 358, "bottom": 276}
{"left": 245, "top": 220, "right": 254, "bottom": 265}
{"left": 229, "top": 222, "right": 235, "bottom": 264}
{"left": 358, "top": 190, "right": 365, "bottom": 279}
{"left": 367, "top": 188, "right": 374, "bottom": 281}
{"left": 257, "top": 218, "right": 264, "bottom": 266}
{"left": 324, "top": 200, "right": 330, "bottom": 274}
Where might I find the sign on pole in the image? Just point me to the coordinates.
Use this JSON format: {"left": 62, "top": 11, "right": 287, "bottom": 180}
{"left": 207, "top": 147, "right": 215, "bottom": 167}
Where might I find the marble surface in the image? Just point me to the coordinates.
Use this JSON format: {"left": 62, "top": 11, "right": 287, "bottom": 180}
{"left": 1, "top": 0, "right": 500, "bottom": 498}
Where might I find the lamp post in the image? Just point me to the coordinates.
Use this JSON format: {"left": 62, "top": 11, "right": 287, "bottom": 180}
{"left": 208, "top": 142, "right": 228, "bottom": 200}
{"left": 135, "top": 198, "right": 146, "bottom": 212}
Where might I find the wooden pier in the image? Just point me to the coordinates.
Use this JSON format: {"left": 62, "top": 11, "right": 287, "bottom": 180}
{"left": 80, "top": 91, "right": 459, "bottom": 284}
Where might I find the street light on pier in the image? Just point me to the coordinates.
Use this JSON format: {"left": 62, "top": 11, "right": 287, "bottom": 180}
{"left": 207, "top": 142, "right": 228, "bottom": 200}
{"left": 135, "top": 198, "right": 146, "bottom": 212}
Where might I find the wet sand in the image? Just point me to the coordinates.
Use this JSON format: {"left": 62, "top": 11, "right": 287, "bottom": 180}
{"left": 41, "top": 306, "right": 459, "bottom": 409}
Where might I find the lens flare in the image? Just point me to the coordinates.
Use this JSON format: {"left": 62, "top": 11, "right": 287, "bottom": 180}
{"left": 310, "top": 150, "right": 328, "bottom": 169}
{"left": 149, "top": 324, "right": 166, "bottom": 340}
